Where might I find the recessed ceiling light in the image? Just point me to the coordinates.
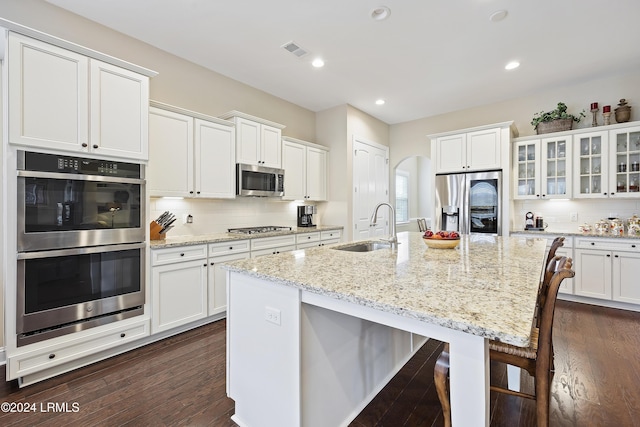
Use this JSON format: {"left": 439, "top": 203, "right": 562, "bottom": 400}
{"left": 505, "top": 61, "right": 520, "bottom": 70}
{"left": 489, "top": 10, "right": 508, "bottom": 22}
{"left": 312, "top": 58, "right": 325, "bottom": 68}
{"left": 375, "top": 99, "right": 385, "bottom": 105}
{"left": 371, "top": 6, "right": 391, "bottom": 21}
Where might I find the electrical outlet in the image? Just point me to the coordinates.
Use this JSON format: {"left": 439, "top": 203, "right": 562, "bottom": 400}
{"left": 265, "top": 307, "right": 281, "bottom": 326}
{"left": 570, "top": 212, "right": 578, "bottom": 222}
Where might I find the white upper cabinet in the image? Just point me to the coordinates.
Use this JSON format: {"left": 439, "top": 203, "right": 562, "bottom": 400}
{"left": 220, "top": 111, "right": 286, "bottom": 169}
{"left": 573, "top": 130, "right": 609, "bottom": 198}
{"left": 430, "top": 123, "right": 514, "bottom": 174}
{"left": 513, "top": 135, "right": 572, "bottom": 200}
{"left": 148, "top": 107, "right": 193, "bottom": 197}
{"left": 8, "top": 32, "right": 150, "bottom": 160}
{"left": 282, "top": 137, "right": 328, "bottom": 201}
{"left": 89, "top": 60, "right": 149, "bottom": 160}
{"left": 8, "top": 33, "right": 89, "bottom": 151}
{"left": 609, "top": 125, "right": 640, "bottom": 198}
{"left": 148, "top": 103, "right": 235, "bottom": 199}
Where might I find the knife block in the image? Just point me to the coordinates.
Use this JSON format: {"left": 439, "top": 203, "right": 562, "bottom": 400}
{"left": 150, "top": 220, "right": 165, "bottom": 241}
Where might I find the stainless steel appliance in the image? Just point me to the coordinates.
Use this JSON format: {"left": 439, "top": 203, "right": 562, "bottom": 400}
{"left": 228, "top": 226, "right": 292, "bottom": 234}
{"left": 16, "top": 151, "right": 145, "bottom": 346}
{"left": 236, "top": 163, "right": 285, "bottom": 197}
{"left": 17, "top": 151, "right": 145, "bottom": 251}
{"left": 434, "top": 170, "right": 502, "bottom": 235}
{"left": 297, "top": 205, "right": 317, "bottom": 227}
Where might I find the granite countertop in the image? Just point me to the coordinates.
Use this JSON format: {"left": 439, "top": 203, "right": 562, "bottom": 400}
{"left": 150, "top": 225, "right": 344, "bottom": 249}
{"left": 511, "top": 229, "right": 640, "bottom": 240}
{"left": 223, "top": 231, "right": 547, "bottom": 347}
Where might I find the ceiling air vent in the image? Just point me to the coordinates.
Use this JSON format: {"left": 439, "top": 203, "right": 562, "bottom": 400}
{"left": 281, "top": 41, "right": 308, "bottom": 58}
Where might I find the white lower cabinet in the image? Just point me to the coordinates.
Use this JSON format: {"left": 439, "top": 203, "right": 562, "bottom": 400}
{"left": 151, "top": 245, "right": 208, "bottom": 333}
{"left": 574, "top": 237, "right": 640, "bottom": 304}
{"left": 296, "top": 229, "right": 343, "bottom": 249}
{"left": 208, "top": 241, "right": 251, "bottom": 316}
{"left": 7, "top": 318, "right": 149, "bottom": 381}
{"left": 251, "top": 234, "right": 297, "bottom": 258}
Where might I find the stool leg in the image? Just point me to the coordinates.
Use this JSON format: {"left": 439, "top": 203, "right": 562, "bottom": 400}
{"left": 434, "top": 348, "right": 451, "bottom": 427}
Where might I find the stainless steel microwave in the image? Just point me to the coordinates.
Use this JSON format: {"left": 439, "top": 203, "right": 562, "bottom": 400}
{"left": 236, "top": 163, "right": 285, "bottom": 197}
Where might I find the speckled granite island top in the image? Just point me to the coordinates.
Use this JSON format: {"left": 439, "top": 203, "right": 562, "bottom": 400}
{"left": 149, "top": 225, "right": 343, "bottom": 249}
{"left": 223, "top": 232, "right": 547, "bottom": 347}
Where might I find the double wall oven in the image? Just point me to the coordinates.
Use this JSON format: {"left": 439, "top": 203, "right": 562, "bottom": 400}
{"left": 16, "top": 151, "right": 146, "bottom": 346}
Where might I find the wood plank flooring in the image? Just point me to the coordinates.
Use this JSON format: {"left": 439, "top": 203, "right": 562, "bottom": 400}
{"left": 1, "top": 300, "right": 639, "bottom": 426}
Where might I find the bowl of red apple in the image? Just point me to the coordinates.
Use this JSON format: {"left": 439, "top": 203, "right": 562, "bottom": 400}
{"left": 422, "top": 230, "right": 461, "bottom": 249}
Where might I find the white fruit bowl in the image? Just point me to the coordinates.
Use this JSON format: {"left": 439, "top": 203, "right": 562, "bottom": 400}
{"left": 423, "top": 237, "right": 460, "bottom": 249}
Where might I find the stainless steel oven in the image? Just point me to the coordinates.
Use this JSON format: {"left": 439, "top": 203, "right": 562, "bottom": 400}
{"left": 17, "top": 243, "right": 145, "bottom": 346}
{"left": 17, "top": 151, "right": 145, "bottom": 252}
{"left": 16, "top": 151, "right": 146, "bottom": 346}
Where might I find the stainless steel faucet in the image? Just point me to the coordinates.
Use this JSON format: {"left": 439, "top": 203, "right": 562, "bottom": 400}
{"left": 370, "top": 202, "right": 398, "bottom": 249}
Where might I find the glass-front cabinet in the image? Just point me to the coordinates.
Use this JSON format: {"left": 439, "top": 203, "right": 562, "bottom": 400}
{"left": 541, "top": 136, "right": 571, "bottom": 199}
{"left": 513, "top": 136, "right": 571, "bottom": 200}
{"left": 514, "top": 140, "right": 540, "bottom": 199}
{"left": 574, "top": 131, "right": 608, "bottom": 198}
{"left": 610, "top": 126, "right": 640, "bottom": 197}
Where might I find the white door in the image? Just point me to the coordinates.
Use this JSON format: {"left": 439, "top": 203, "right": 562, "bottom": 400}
{"left": 8, "top": 33, "right": 89, "bottom": 151}
{"left": 148, "top": 108, "right": 193, "bottom": 197}
{"left": 282, "top": 141, "right": 306, "bottom": 200}
{"left": 195, "top": 119, "right": 236, "bottom": 198}
{"left": 353, "top": 137, "right": 389, "bottom": 240}
{"left": 89, "top": 59, "right": 149, "bottom": 160}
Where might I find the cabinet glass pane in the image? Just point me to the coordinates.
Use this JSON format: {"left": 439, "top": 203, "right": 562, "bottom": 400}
{"left": 547, "top": 160, "right": 556, "bottom": 177}
{"left": 547, "top": 142, "right": 556, "bottom": 159}
{"left": 631, "top": 132, "right": 640, "bottom": 151}
{"left": 630, "top": 173, "right": 639, "bottom": 193}
{"left": 527, "top": 144, "right": 536, "bottom": 160}
{"left": 557, "top": 141, "right": 566, "bottom": 158}
{"left": 617, "top": 134, "right": 627, "bottom": 153}
{"left": 558, "top": 177, "right": 566, "bottom": 195}
{"left": 518, "top": 146, "right": 526, "bottom": 161}
{"left": 557, "top": 159, "right": 566, "bottom": 176}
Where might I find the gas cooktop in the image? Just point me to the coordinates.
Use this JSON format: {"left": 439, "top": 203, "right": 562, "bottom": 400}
{"left": 227, "top": 226, "right": 292, "bottom": 235}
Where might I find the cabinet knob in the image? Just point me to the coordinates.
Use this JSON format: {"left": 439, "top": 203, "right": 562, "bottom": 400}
{"left": 604, "top": 192, "right": 608, "bottom": 195}
{"left": 81, "top": 143, "right": 88, "bottom": 148}
{"left": 203, "top": 263, "right": 207, "bottom": 267}
{"left": 307, "top": 236, "right": 311, "bottom": 239}
{"left": 632, "top": 245, "right": 636, "bottom": 248}
{"left": 611, "top": 192, "right": 615, "bottom": 196}
{"left": 93, "top": 144, "right": 99, "bottom": 149}
{"left": 591, "top": 242, "right": 595, "bottom": 246}
{"left": 607, "top": 254, "right": 611, "bottom": 257}
{"left": 189, "top": 191, "right": 194, "bottom": 194}
{"left": 614, "top": 255, "right": 619, "bottom": 258}
{"left": 229, "top": 246, "right": 233, "bottom": 250}
{"left": 120, "top": 333, "right": 126, "bottom": 338}
{"left": 196, "top": 191, "right": 201, "bottom": 194}
{"left": 180, "top": 253, "right": 185, "bottom": 256}
{"left": 210, "top": 262, "right": 214, "bottom": 265}
{"left": 49, "top": 354, "right": 56, "bottom": 360}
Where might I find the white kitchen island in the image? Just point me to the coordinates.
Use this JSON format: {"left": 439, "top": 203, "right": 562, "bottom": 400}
{"left": 224, "top": 232, "right": 546, "bottom": 427}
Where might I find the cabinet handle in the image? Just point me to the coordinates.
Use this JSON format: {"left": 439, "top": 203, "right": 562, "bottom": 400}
{"left": 632, "top": 245, "right": 636, "bottom": 248}
{"left": 591, "top": 242, "right": 595, "bottom": 246}
{"left": 189, "top": 191, "right": 194, "bottom": 194}
{"left": 604, "top": 192, "right": 608, "bottom": 195}
{"left": 203, "top": 263, "right": 207, "bottom": 267}
{"left": 120, "top": 333, "right": 126, "bottom": 338}
{"left": 607, "top": 254, "right": 611, "bottom": 257}
{"left": 614, "top": 255, "right": 619, "bottom": 258}
{"left": 180, "top": 253, "right": 185, "bottom": 256}
{"left": 229, "top": 246, "right": 233, "bottom": 250}
{"left": 93, "top": 144, "right": 99, "bottom": 149}
{"left": 81, "top": 143, "right": 88, "bottom": 148}
{"left": 210, "top": 262, "right": 214, "bottom": 265}
{"left": 196, "top": 191, "right": 201, "bottom": 194}
{"left": 48, "top": 354, "right": 56, "bottom": 360}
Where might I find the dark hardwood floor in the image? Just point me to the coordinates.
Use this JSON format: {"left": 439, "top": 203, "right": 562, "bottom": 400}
{"left": 1, "top": 300, "right": 639, "bottom": 426}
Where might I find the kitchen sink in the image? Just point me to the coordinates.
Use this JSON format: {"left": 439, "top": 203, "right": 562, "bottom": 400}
{"left": 332, "top": 241, "right": 392, "bottom": 252}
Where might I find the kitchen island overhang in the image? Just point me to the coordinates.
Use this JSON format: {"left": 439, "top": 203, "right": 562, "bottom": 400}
{"left": 223, "top": 232, "right": 547, "bottom": 427}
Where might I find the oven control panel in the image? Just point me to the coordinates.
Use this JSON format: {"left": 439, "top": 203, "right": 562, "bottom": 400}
{"left": 19, "top": 151, "right": 141, "bottom": 179}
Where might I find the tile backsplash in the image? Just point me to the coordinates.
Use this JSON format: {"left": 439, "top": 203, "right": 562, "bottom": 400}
{"left": 513, "top": 198, "right": 640, "bottom": 232}
{"left": 150, "top": 197, "right": 325, "bottom": 236}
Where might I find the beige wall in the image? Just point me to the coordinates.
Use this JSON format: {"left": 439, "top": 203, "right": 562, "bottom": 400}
{"left": 317, "top": 105, "right": 390, "bottom": 240}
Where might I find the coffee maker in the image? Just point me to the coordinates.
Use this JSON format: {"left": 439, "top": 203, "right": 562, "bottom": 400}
{"left": 297, "top": 205, "right": 317, "bottom": 227}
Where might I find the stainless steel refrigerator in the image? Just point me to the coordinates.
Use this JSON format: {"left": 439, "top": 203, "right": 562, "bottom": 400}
{"left": 434, "top": 170, "right": 502, "bottom": 235}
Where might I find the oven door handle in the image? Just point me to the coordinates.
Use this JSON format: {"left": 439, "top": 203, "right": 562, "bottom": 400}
{"left": 17, "top": 242, "right": 146, "bottom": 260}
{"left": 17, "top": 170, "right": 145, "bottom": 185}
